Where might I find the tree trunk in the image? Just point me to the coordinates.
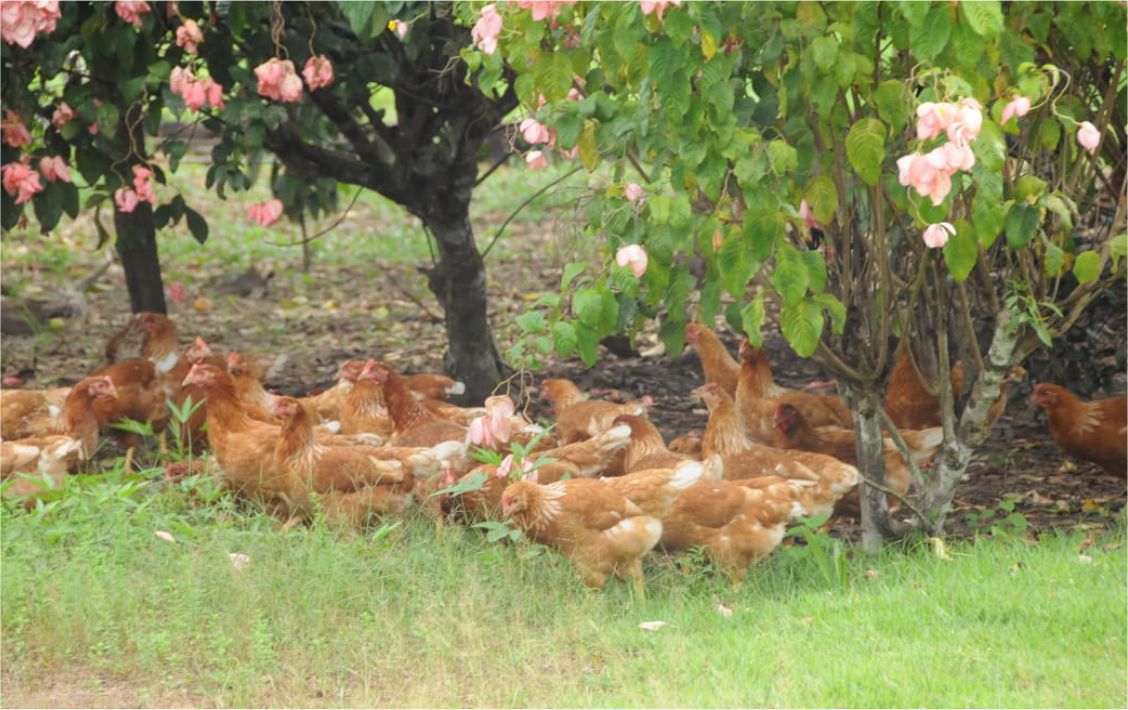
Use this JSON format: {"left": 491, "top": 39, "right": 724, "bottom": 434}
{"left": 850, "top": 385, "right": 898, "bottom": 553}
{"left": 422, "top": 211, "right": 508, "bottom": 404}
{"left": 113, "top": 201, "right": 167, "bottom": 314}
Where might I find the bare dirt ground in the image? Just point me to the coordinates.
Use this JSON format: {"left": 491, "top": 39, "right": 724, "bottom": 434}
{"left": 1, "top": 210, "right": 1125, "bottom": 544}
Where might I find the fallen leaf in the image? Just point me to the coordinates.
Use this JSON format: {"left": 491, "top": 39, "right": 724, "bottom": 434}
{"left": 154, "top": 530, "right": 176, "bottom": 543}
{"left": 1081, "top": 499, "right": 1104, "bottom": 513}
{"left": 193, "top": 297, "right": 213, "bottom": 312}
{"left": 1103, "top": 542, "right": 1122, "bottom": 553}
{"left": 716, "top": 604, "right": 733, "bottom": 617}
{"left": 639, "top": 621, "right": 668, "bottom": 631}
{"left": 927, "top": 537, "right": 952, "bottom": 560}
{"left": 1058, "top": 460, "right": 1078, "bottom": 473}
{"left": 863, "top": 568, "right": 879, "bottom": 579}
{"left": 1077, "top": 554, "right": 1094, "bottom": 564}
{"left": 1078, "top": 536, "right": 1095, "bottom": 552}
{"left": 1023, "top": 489, "right": 1054, "bottom": 506}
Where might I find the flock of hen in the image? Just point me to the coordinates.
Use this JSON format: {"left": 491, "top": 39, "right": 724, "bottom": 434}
{"left": 1, "top": 312, "right": 1125, "bottom": 592}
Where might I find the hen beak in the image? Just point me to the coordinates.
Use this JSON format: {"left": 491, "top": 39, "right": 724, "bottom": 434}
{"left": 182, "top": 363, "right": 202, "bottom": 387}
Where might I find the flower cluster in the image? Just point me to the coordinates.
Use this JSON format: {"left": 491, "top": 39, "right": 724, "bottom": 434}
{"left": 472, "top": 4, "right": 502, "bottom": 55}
{"left": 51, "top": 102, "right": 75, "bottom": 130}
{"left": 114, "top": 0, "right": 150, "bottom": 28}
{"left": 516, "top": 0, "right": 576, "bottom": 22}
{"left": 114, "top": 164, "right": 157, "bottom": 213}
{"left": 254, "top": 58, "right": 303, "bottom": 103}
{"left": 0, "top": 0, "right": 60, "bottom": 48}
{"left": 247, "top": 199, "right": 284, "bottom": 227}
{"left": 2, "top": 161, "right": 43, "bottom": 204}
{"left": 38, "top": 155, "right": 69, "bottom": 183}
{"left": 896, "top": 98, "right": 982, "bottom": 206}
{"left": 1, "top": 110, "right": 31, "bottom": 148}
{"left": 302, "top": 55, "right": 335, "bottom": 91}
{"left": 175, "top": 18, "right": 203, "bottom": 54}
{"left": 468, "top": 395, "right": 517, "bottom": 450}
{"left": 170, "top": 66, "right": 224, "bottom": 112}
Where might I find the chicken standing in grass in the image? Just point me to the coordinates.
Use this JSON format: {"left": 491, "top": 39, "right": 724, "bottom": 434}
{"left": 502, "top": 477, "right": 662, "bottom": 597}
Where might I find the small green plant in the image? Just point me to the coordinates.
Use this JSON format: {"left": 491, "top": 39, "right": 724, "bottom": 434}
{"left": 966, "top": 499, "right": 1030, "bottom": 537}
{"left": 783, "top": 513, "right": 850, "bottom": 589}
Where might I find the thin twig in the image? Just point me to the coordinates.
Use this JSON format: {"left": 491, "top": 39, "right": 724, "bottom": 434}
{"left": 480, "top": 166, "right": 583, "bottom": 260}
{"left": 856, "top": 471, "right": 935, "bottom": 536}
{"left": 385, "top": 270, "right": 443, "bottom": 322}
{"left": 877, "top": 403, "right": 927, "bottom": 495}
{"left": 264, "top": 186, "right": 365, "bottom": 247}
{"left": 474, "top": 152, "right": 511, "bottom": 188}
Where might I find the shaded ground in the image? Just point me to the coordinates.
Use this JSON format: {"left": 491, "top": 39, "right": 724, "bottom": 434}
{"left": 1, "top": 168, "right": 1125, "bottom": 542}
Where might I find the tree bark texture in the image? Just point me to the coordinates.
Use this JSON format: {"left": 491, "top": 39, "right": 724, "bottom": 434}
{"left": 850, "top": 386, "right": 897, "bottom": 553}
{"left": 113, "top": 195, "right": 166, "bottom": 315}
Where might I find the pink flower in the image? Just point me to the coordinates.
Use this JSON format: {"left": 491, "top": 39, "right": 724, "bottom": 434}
{"left": 170, "top": 67, "right": 224, "bottom": 112}
{"left": 525, "top": 150, "right": 548, "bottom": 170}
{"left": 114, "top": 0, "right": 150, "bottom": 28}
{"left": 175, "top": 18, "right": 203, "bottom": 53}
{"left": 0, "top": 0, "right": 60, "bottom": 48}
{"left": 922, "top": 222, "right": 955, "bottom": 249}
{"left": 1, "top": 110, "right": 31, "bottom": 148}
{"left": 470, "top": 395, "right": 517, "bottom": 450}
{"left": 946, "top": 98, "right": 982, "bottom": 146}
{"left": 38, "top": 155, "right": 70, "bottom": 183}
{"left": 153, "top": 529, "right": 176, "bottom": 543}
{"left": 254, "top": 58, "right": 303, "bottom": 103}
{"left": 391, "top": 20, "right": 409, "bottom": 39}
{"left": 559, "top": 144, "right": 579, "bottom": 160}
{"left": 168, "top": 282, "right": 187, "bottom": 304}
{"left": 639, "top": 0, "right": 681, "bottom": 20}
{"left": 471, "top": 4, "right": 502, "bottom": 55}
{"left": 798, "top": 198, "right": 821, "bottom": 232}
{"left": 496, "top": 454, "right": 532, "bottom": 480}
{"left": 2, "top": 161, "right": 43, "bottom": 204}
{"left": 624, "top": 182, "right": 645, "bottom": 203}
{"left": 114, "top": 187, "right": 140, "bottom": 213}
{"left": 88, "top": 123, "right": 100, "bottom": 135}
{"left": 519, "top": 118, "right": 551, "bottom": 145}
{"left": 1077, "top": 121, "right": 1100, "bottom": 154}
{"left": 302, "top": 55, "right": 335, "bottom": 91}
{"left": 51, "top": 102, "right": 75, "bottom": 130}
{"left": 915, "top": 102, "right": 949, "bottom": 141}
{"left": 896, "top": 151, "right": 953, "bottom": 206}
{"left": 941, "top": 140, "right": 975, "bottom": 172}
{"left": 1000, "top": 95, "right": 1031, "bottom": 125}
{"left": 517, "top": 0, "right": 575, "bottom": 22}
{"left": 247, "top": 198, "right": 284, "bottom": 226}
{"left": 131, "top": 164, "right": 157, "bottom": 204}
{"left": 566, "top": 87, "right": 584, "bottom": 101}
{"left": 616, "top": 244, "right": 648, "bottom": 278}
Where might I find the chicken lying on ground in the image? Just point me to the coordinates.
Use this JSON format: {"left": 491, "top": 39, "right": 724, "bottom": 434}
{"left": 502, "top": 477, "right": 663, "bottom": 597}
{"left": 736, "top": 339, "right": 852, "bottom": 429}
{"left": 696, "top": 383, "right": 860, "bottom": 495}
{"left": 0, "top": 375, "right": 118, "bottom": 468}
{"left": 667, "top": 431, "right": 703, "bottom": 459}
{"left": 271, "top": 397, "right": 415, "bottom": 527}
{"left": 299, "top": 360, "right": 366, "bottom": 423}
{"left": 0, "top": 435, "right": 84, "bottom": 506}
{"left": 771, "top": 402, "right": 941, "bottom": 512}
{"left": 1030, "top": 383, "right": 1127, "bottom": 477}
{"left": 659, "top": 476, "right": 810, "bottom": 582}
{"left": 685, "top": 322, "right": 741, "bottom": 396}
{"left": 614, "top": 414, "right": 691, "bottom": 472}
{"left": 1, "top": 386, "right": 72, "bottom": 439}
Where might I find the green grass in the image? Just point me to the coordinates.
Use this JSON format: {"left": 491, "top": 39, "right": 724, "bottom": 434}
{"left": 2, "top": 466, "right": 1125, "bottom": 708}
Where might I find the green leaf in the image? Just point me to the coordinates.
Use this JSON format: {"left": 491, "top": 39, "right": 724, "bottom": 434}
{"left": 536, "top": 52, "right": 574, "bottom": 101}
{"left": 659, "top": 317, "right": 687, "bottom": 359}
{"left": 578, "top": 121, "right": 600, "bottom": 171}
{"left": 873, "top": 80, "right": 911, "bottom": 134}
{"left": 573, "top": 288, "right": 604, "bottom": 328}
{"left": 961, "top": 1, "right": 1004, "bottom": 37}
{"left": 561, "top": 262, "right": 587, "bottom": 291}
{"left": 771, "top": 242, "right": 810, "bottom": 306}
{"left": 575, "top": 323, "right": 600, "bottom": 366}
{"left": 972, "top": 195, "right": 1006, "bottom": 248}
{"left": 33, "top": 181, "right": 65, "bottom": 233}
{"left": 599, "top": 290, "right": 620, "bottom": 332}
{"left": 551, "top": 321, "right": 578, "bottom": 357}
{"left": 942, "top": 220, "right": 978, "bottom": 282}
{"left": 1014, "top": 176, "right": 1048, "bottom": 202}
{"left": 812, "top": 293, "right": 846, "bottom": 334}
{"left": 718, "top": 229, "right": 760, "bottom": 297}
{"left": 810, "top": 36, "right": 839, "bottom": 73}
{"left": 1038, "top": 119, "right": 1061, "bottom": 152}
{"left": 1072, "top": 251, "right": 1101, "bottom": 284}
{"left": 801, "top": 251, "right": 827, "bottom": 293}
{"left": 845, "top": 118, "right": 886, "bottom": 186}
{"left": 184, "top": 206, "right": 208, "bottom": 244}
{"left": 910, "top": 6, "right": 951, "bottom": 62}
{"left": 740, "top": 292, "right": 766, "bottom": 347}
{"left": 767, "top": 140, "right": 798, "bottom": 174}
{"left": 1004, "top": 203, "right": 1040, "bottom": 249}
{"left": 805, "top": 175, "right": 838, "bottom": 224}
{"left": 973, "top": 120, "right": 1006, "bottom": 172}
{"left": 1109, "top": 233, "right": 1127, "bottom": 271}
{"left": 553, "top": 111, "right": 582, "bottom": 150}
{"left": 780, "top": 299, "right": 824, "bottom": 358}
{"left": 515, "top": 311, "right": 545, "bottom": 333}
{"left": 1044, "top": 240, "right": 1065, "bottom": 277}
{"left": 337, "top": 1, "right": 374, "bottom": 37}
